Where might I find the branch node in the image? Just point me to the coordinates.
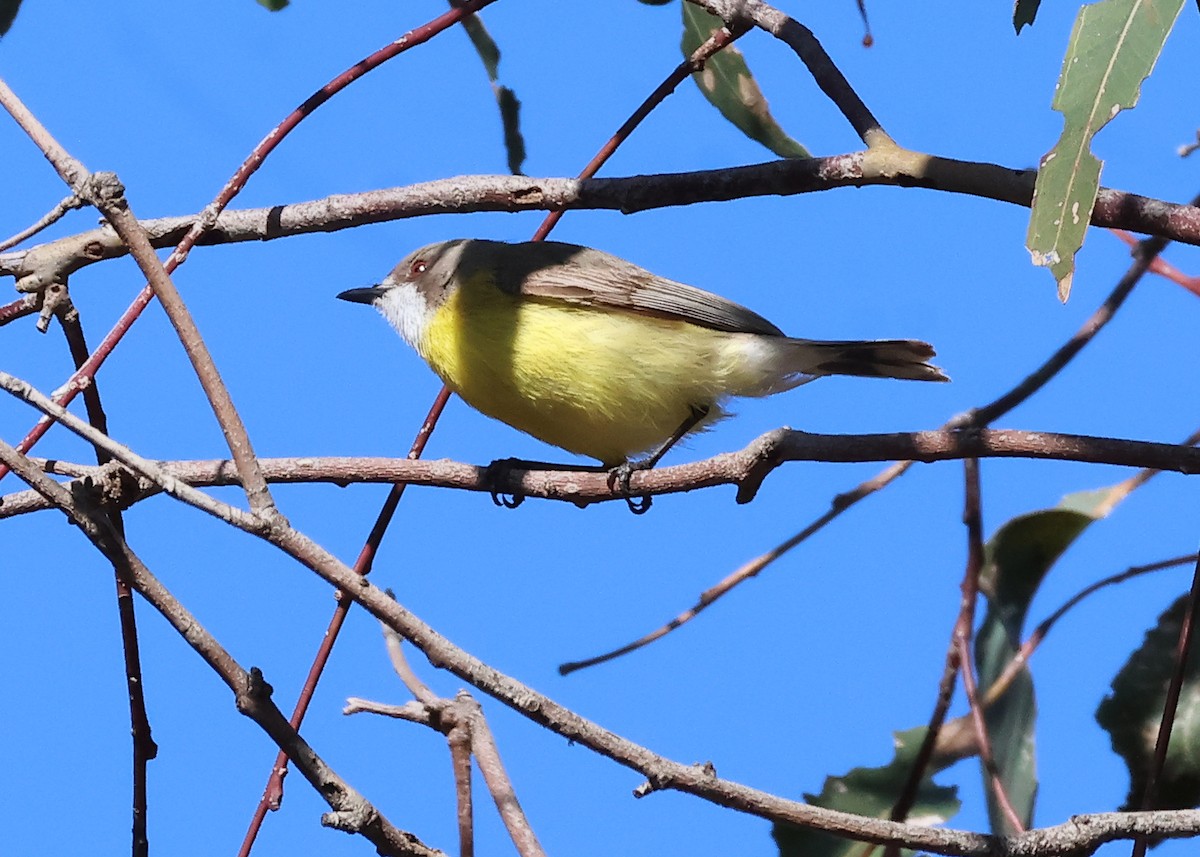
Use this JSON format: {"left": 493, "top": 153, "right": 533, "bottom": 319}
{"left": 236, "top": 666, "right": 275, "bottom": 715}
{"left": 736, "top": 427, "right": 791, "bottom": 503}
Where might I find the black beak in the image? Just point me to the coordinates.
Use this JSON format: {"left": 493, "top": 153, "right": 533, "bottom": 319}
{"left": 337, "top": 286, "right": 387, "bottom": 305}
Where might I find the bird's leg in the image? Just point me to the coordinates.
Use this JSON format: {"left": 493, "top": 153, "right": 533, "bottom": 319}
{"left": 608, "top": 404, "right": 710, "bottom": 515}
{"left": 484, "top": 457, "right": 606, "bottom": 509}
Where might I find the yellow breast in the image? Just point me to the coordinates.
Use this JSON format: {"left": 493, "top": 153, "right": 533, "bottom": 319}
{"left": 417, "top": 273, "right": 755, "bottom": 465}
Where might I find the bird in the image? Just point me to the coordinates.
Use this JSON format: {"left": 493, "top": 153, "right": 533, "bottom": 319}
{"left": 338, "top": 238, "right": 947, "bottom": 510}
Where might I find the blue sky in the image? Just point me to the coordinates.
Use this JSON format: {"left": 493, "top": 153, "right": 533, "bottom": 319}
{"left": 2, "top": 2, "right": 1199, "bottom": 856}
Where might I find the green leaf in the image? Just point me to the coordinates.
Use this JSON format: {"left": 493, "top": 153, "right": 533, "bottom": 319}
{"left": 682, "top": 5, "right": 810, "bottom": 160}
{"left": 974, "top": 484, "right": 1123, "bottom": 830}
{"left": 973, "top": 485, "right": 1119, "bottom": 834}
{"left": 257, "top": 0, "right": 289, "bottom": 10}
{"left": 1097, "top": 593, "right": 1200, "bottom": 816}
{"left": 773, "top": 727, "right": 960, "bottom": 857}
{"left": 0, "top": 0, "right": 22, "bottom": 36}
{"left": 975, "top": 512, "right": 1086, "bottom": 834}
{"left": 1013, "top": 0, "right": 1043, "bottom": 33}
{"left": 1025, "top": 0, "right": 1183, "bottom": 301}
{"left": 450, "top": 2, "right": 527, "bottom": 175}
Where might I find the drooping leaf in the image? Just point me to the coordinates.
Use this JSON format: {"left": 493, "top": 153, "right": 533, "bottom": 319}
{"left": 773, "top": 727, "right": 960, "bottom": 857}
{"left": 1097, "top": 593, "right": 1200, "bottom": 816}
{"left": 682, "top": 5, "right": 810, "bottom": 160}
{"left": 496, "top": 85, "right": 526, "bottom": 177}
{"left": 458, "top": 7, "right": 500, "bottom": 80}
{"left": 973, "top": 485, "right": 1120, "bottom": 834}
{"left": 451, "top": 1, "right": 527, "bottom": 174}
{"left": 0, "top": 0, "right": 22, "bottom": 35}
{"left": 257, "top": 0, "right": 289, "bottom": 10}
{"left": 638, "top": 0, "right": 675, "bottom": 5}
{"left": 1014, "top": 0, "right": 1043, "bottom": 33}
{"left": 1025, "top": 0, "right": 1183, "bottom": 301}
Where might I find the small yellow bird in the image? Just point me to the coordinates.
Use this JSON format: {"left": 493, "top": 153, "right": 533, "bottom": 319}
{"left": 339, "top": 239, "right": 946, "bottom": 507}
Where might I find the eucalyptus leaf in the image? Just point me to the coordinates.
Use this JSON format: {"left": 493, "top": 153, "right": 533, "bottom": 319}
{"left": 973, "top": 484, "right": 1122, "bottom": 834}
{"left": 1097, "top": 593, "right": 1200, "bottom": 817}
{"left": 773, "top": 727, "right": 959, "bottom": 857}
{"left": 1026, "top": 0, "right": 1183, "bottom": 300}
{"left": 682, "top": 4, "right": 809, "bottom": 159}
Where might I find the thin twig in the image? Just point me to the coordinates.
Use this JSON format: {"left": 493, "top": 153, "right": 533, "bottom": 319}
{"left": 531, "top": 22, "right": 742, "bottom": 242}
{"left": 1110, "top": 230, "right": 1200, "bottom": 297}
{"left": 687, "top": 0, "right": 890, "bottom": 146}
{"left": 882, "top": 461, "right": 988, "bottom": 855}
{"left": 1131, "top": 550, "right": 1200, "bottom": 857}
{"left": 459, "top": 694, "right": 548, "bottom": 857}
{"left": 56, "top": 302, "right": 157, "bottom": 857}
{"left": 383, "top": 607, "right": 438, "bottom": 706}
{"left": 448, "top": 712, "right": 475, "bottom": 857}
{"left": 0, "top": 294, "right": 39, "bottom": 327}
{"left": 981, "top": 553, "right": 1198, "bottom": 711}
{"left": 238, "top": 391, "right": 452, "bottom": 854}
{"left": 0, "top": 192, "right": 84, "bottom": 251}
{"left": 957, "top": 460, "right": 1024, "bottom": 834}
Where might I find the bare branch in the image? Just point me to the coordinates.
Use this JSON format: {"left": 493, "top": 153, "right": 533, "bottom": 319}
{"left": 4, "top": 155, "right": 1199, "bottom": 286}
{"left": 4, "top": 427, "right": 1199, "bottom": 520}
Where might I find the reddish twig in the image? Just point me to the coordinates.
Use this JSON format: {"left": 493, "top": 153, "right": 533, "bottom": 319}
{"left": 531, "top": 22, "right": 742, "bottom": 242}
{"left": 0, "top": 294, "right": 39, "bottom": 327}
{"left": 1111, "top": 229, "right": 1200, "bottom": 297}
{"left": 238, "top": 391, "right": 451, "bottom": 855}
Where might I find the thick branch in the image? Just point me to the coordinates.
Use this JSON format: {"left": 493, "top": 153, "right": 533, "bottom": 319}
{"left": 3, "top": 154, "right": 1198, "bottom": 286}
{"left": 3, "top": 428, "right": 1197, "bottom": 519}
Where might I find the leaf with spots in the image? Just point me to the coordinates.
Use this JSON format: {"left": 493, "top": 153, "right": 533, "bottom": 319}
{"left": 1025, "top": 0, "right": 1183, "bottom": 301}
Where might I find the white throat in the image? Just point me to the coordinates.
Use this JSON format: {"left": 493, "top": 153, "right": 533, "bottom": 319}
{"left": 375, "top": 281, "right": 430, "bottom": 352}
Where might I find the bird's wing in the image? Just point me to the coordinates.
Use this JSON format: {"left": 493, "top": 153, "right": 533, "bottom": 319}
{"left": 489, "top": 241, "right": 785, "bottom": 336}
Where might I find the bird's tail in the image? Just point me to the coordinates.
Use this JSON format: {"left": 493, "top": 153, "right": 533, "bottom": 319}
{"left": 789, "top": 338, "right": 948, "bottom": 383}
{"left": 737, "top": 337, "right": 947, "bottom": 396}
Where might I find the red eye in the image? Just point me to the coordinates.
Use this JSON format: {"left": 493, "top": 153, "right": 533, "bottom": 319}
{"left": 409, "top": 259, "right": 428, "bottom": 277}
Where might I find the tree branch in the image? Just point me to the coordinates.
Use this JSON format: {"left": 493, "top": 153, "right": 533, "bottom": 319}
{"left": 4, "top": 154, "right": 1198, "bottom": 287}
{"left": 3, "top": 426, "right": 1197, "bottom": 520}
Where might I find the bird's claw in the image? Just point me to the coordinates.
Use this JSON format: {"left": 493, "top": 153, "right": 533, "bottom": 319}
{"left": 608, "top": 461, "right": 652, "bottom": 515}
{"left": 484, "top": 458, "right": 525, "bottom": 510}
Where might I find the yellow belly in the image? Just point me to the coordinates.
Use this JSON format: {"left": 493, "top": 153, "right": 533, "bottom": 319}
{"left": 418, "top": 279, "right": 754, "bottom": 465}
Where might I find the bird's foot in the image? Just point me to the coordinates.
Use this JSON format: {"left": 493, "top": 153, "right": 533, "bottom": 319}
{"left": 607, "top": 460, "right": 653, "bottom": 515}
{"left": 483, "top": 458, "right": 526, "bottom": 509}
